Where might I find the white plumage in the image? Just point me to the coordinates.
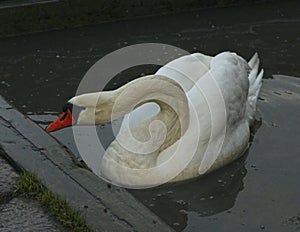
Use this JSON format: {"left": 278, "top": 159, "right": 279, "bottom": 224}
{"left": 69, "top": 51, "right": 263, "bottom": 188}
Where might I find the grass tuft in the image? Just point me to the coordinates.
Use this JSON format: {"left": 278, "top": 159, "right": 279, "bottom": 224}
{"left": 15, "top": 172, "right": 93, "bottom": 232}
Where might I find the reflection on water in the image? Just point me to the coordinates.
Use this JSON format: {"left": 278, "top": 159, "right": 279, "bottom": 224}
{"left": 130, "top": 154, "right": 248, "bottom": 231}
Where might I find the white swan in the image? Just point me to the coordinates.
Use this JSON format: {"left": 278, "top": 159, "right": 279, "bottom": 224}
{"left": 46, "top": 52, "right": 263, "bottom": 188}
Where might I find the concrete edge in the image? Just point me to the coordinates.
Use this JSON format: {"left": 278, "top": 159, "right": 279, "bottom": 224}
{"left": 0, "top": 95, "right": 174, "bottom": 232}
{"left": 0, "top": 0, "right": 276, "bottom": 37}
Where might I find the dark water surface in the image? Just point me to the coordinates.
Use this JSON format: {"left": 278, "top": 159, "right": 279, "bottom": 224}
{"left": 1, "top": 1, "right": 300, "bottom": 231}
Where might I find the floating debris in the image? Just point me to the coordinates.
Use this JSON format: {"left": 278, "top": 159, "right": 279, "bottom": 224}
{"left": 173, "top": 222, "right": 180, "bottom": 226}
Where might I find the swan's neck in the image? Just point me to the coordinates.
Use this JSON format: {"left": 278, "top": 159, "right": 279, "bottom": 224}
{"left": 92, "top": 75, "right": 190, "bottom": 169}
{"left": 92, "top": 75, "right": 189, "bottom": 127}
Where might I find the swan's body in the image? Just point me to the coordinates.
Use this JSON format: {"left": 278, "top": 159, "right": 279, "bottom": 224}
{"left": 47, "top": 52, "right": 263, "bottom": 188}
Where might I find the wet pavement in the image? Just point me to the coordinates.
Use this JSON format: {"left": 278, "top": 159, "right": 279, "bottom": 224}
{"left": 0, "top": 0, "right": 300, "bottom": 231}
{"left": 0, "top": 155, "right": 67, "bottom": 232}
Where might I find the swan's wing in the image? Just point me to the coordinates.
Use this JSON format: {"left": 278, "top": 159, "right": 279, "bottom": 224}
{"left": 155, "top": 53, "right": 212, "bottom": 92}
{"left": 195, "top": 52, "right": 250, "bottom": 174}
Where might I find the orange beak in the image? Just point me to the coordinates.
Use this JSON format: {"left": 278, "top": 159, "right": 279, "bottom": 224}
{"left": 46, "top": 109, "right": 75, "bottom": 132}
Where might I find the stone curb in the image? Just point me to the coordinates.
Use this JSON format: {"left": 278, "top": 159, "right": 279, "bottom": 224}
{"left": 0, "top": 95, "right": 174, "bottom": 232}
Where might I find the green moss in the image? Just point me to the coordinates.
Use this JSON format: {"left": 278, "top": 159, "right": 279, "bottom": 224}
{"left": 15, "top": 172, "right": 93, "bottom": 232}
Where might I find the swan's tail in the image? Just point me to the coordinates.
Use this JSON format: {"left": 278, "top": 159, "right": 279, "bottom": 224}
{"left": 246, "top": 53, "right": 264, "bottom": 124}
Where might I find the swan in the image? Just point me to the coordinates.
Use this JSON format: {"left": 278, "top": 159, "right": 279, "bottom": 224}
{"left": 46, "top": 51, "right": 263, "bottom": 188}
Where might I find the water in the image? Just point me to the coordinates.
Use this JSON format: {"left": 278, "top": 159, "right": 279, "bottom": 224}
{"left": 0, "top": 1, "right": 300, "bottom": 231}
{"left": 132, "top": 74, "right": 300, "bottom": 231}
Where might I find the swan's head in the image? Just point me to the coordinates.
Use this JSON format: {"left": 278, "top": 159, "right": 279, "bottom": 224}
{"left": 45, "top": 102, "right": 86, "bottom": 132}
{"left": 46, "top": 92, "right": 114, "bottom": 132}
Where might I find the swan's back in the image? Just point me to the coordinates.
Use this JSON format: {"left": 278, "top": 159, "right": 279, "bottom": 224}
{"left": 156, "top": 53, "right": 212, "bottom": 91}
